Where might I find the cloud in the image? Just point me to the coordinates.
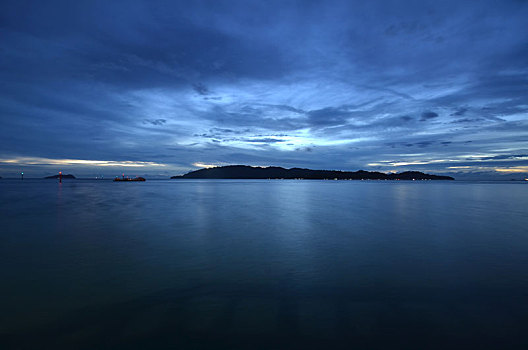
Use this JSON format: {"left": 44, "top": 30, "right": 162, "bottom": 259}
{"left": 192, "top": 162, "right": 219, "bottom": 168}
{"left": 0, "top": 0, "right": 527, "bottom": 177}
{"left": 0, "top": 157, "right": 166, "bottom": 167}
{"left": 420, "top": 111, "right": 439, "bottom": 121}
{"left": 296, "top": 147, "right": 313, "bottom": 152}
{"left": 450, "top": 107, "right": 468, "bottom": 116}
{"left": 494, "top": 166, "right": 528, "bottom": 173}
{"left": 243, "top": 138, "right": 284, "bottom": 143}
{"left": 143, "top": 119, "right": 167, "bottom": 126}
{"left": 193, "top": 83, "right": 209, "bottom": 95}
{"left": 450, "top": 118, "right": 486, "bottom": 124}
{"left": 480, "top": 154, "right": 528, "bottom": 161}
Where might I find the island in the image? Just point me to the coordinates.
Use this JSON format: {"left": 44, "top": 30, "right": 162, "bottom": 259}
{"left": 114, "top": 176, "right": 146, "bottom": 182}
{"left": 44, "top": 174, "right": 76, "bottom": 179}
{"left": 171, "top": 165, "right": 454, "bottom": 180}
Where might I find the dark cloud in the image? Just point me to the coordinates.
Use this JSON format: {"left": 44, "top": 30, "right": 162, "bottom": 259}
{"left": 296, "top": 147, "right": 314, "bottom": 152}
{"left": 143, "top": 119, "right": 167, "bottom": 126}
{"left": 243, "top": 138, "right": 283, "bottom": 143}
{"left": 450, "top": 118, "right": 486, "bottom": 124}
{"left": 420, "top": 112, "right": 439, "bottom": 121}
{"left": 307, "top": 106, "right": 352, "bottom": 127}
{"left": 451, "top": 107, "right": 468, "bottom": 116}
{"left": 386, "top": 140, "right": 437, "bottom": 148}
{"left": 210, "top": 128, "right": 235, "bottom": 133}
{"left": 415, "top": 141, "right": 434, "bottom": 148}
{"left": 193, "top": 83, "right": 209, "bottom": 95}
{"left": 480, "top": 154, "right": 528, "bottom": 161}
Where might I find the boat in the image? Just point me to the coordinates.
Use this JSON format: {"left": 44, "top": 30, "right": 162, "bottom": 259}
{"left": 114, "top": 175, "right": 146, "bottom": 182}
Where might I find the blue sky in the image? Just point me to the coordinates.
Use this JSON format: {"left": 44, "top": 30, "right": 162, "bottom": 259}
{"left": 1, "top": 0, "right": 527, "bottom": 178}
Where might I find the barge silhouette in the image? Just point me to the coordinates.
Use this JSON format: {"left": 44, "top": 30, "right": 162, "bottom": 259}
{"left": 114, "top": 175, "right": 146, "bottom": 182}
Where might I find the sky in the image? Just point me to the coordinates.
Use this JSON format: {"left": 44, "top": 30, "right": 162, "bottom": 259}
{"left": 1, "top": 0, "right": 527, "bottom": 179}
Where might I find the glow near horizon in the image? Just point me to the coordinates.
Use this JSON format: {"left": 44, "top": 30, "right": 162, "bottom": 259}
{"left": 0, "top": 157, "right": 167, "bottom": 167}
{"left": 1, "top": 154, "right": 527, "bottom": 175}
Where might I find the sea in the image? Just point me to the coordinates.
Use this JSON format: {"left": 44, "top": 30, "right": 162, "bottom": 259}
{"left": 1, "top": 179, "right": 527, "bottom": 349}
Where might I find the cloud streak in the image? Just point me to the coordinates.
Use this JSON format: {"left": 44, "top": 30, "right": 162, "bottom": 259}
{"left": 0, "top": 157, "right": 166, "bottom": 167}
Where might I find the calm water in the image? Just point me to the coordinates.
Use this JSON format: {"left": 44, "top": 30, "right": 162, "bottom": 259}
{"left": 1, "top": 179, "right": 527, "bottom": 349}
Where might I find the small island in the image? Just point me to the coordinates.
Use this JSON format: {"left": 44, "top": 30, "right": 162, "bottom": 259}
{"left": 44, "top": 174, "right": 76, "bottom": 179}
{"left": 114, "top": 176, "right": 146, "bottom": 182}
{"left": 171, "top": 165, "right": 454, "bottom": 180}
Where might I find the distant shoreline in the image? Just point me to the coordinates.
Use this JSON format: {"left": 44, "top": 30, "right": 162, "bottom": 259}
{"left": 171, "top": 165, "right": 455, "bottom": 181}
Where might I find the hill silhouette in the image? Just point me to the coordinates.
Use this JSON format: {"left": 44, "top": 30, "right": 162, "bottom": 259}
{"left": 44, "top": 174, "right": 76, "bottom": 179}
{"left": 171, "top": 165, "right": 454, "bottom": 180}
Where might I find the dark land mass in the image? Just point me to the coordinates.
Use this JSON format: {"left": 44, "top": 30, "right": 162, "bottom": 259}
{"left": 113, "top": 177, "right": 146, "bottom": 182}
{"left": 44, "top": 174, "right": 76, "bottom": 179}
{"left": 171, "top": 165, "right": 454, "bottom": 180}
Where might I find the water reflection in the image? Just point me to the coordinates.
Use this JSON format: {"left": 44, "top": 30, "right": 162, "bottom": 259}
{"left": 1, "top": 179, "right": 527, "bottom": 349}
